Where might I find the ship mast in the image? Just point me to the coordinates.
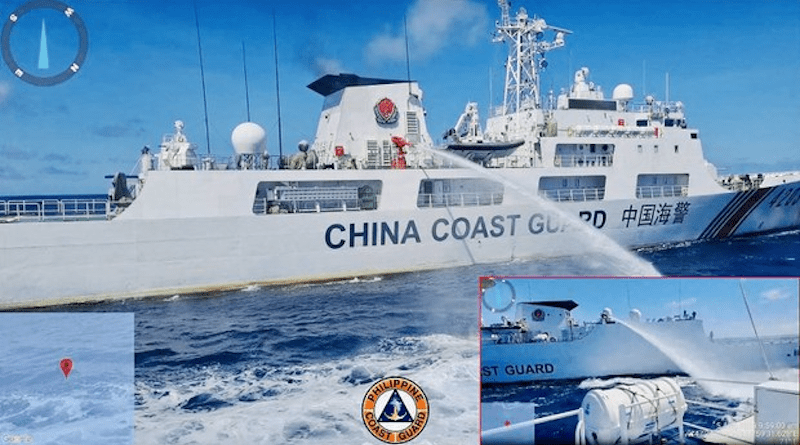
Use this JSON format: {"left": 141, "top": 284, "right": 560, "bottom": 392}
{"left": 494, "top": 0, "right": 570, "bottom": 115}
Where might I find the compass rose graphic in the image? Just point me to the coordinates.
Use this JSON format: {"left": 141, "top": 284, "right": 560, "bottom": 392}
{"left": 1, "top": 0, "right": 88, "bottom": 86}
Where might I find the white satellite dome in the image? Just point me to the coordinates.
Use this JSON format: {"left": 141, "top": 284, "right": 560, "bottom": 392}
{"left": 231, "top": 122, "right": 266, "bottom": 155}
{"left": 612, "top": 84, "right": 634, "bottom": 102}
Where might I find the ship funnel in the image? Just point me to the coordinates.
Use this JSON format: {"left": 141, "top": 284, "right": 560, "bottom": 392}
{"left": 231, "top": 122, "right": 267, "bottom": 155}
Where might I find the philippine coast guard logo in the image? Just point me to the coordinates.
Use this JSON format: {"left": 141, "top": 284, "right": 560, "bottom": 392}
{"left": 374, "top": 97, "right": 399, "bottom": 125}
{"left": 362, "top": 377, "right": 429, "bottom": 443}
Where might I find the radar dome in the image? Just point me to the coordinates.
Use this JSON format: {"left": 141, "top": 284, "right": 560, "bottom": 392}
{"left": 612, "top": 84, "right": 634, "bottom": 101}
{"left": 231, "top": 122, "right": 266, "bottom": 155}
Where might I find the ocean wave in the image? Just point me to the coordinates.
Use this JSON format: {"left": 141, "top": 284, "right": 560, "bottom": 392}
{"left": 135, "top": 333, "right": 478, "bottom": 445}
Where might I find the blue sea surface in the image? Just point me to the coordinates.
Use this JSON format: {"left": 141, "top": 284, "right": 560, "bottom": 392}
{"left": 637, "top": 229, "right": 800, "bottom": 276}
{"left": 5, "top": 230, "right": 800, "bottom": 444}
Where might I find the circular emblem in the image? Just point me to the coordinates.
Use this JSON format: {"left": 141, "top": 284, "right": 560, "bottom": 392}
{"left": 362, "top": 377, "right": 429, "bottom": 443}
{"left": 1, "top": 0, "right": 89, "bottom": 86}
{"left": 374, "top": 97, "right": 398, "bottom": 125}
{"left": 532, "top": 308, "right": 545, "bottom": 321}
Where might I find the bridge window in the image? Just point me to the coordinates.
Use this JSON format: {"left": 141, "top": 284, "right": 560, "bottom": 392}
{"left": 636, "top": 174, "right": 688, "bottom": 198}
{"left": 539, "top": 176, "right": 606, "bottom": 201}
{"left": 417, "top": 178, "right": 503, "bottom": 208}
{"left": 253, "top": 180, "right": 382, "bottom": 214}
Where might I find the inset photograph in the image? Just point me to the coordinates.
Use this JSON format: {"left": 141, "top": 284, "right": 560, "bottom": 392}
{"left": 480, "top": 277, "right": 799, "bottom": 445}
{"left": 0, "top": 313, "right": 134, "bottom": 445}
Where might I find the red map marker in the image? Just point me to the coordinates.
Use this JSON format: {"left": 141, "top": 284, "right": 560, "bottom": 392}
{"left": 60, "top": 358, "right": 73, "bottom": 379}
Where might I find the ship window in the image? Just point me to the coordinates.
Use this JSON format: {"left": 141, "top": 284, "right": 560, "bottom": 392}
{"left": 252, "top": 180, "right": 382, "bottom": 214}
{"left": 555, "top": 144, "right": 614, "bottom": 167}
{"left": 654, "top": 145, "right": 659, "bottom": 153}
{"left": 417, "top": 178, "right": 503, "bottom": 208}
{"left": 674, "top": 145, "right": 679, "bottom": 153}
{"left": 636, "top": 119, "right": 648, "bottom": 127}
{"left": 539, "top": 176, "right": 606, "bottom": 202}
{"left": 635, "top": 174, "right": 689, "bottom": 198}
{"left": 691, "top": 132, "right": 698, "bottom": 139}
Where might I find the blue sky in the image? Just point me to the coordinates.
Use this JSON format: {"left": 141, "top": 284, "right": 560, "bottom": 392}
{"left": 1, "top": 0, "right": 798, "bottom": 195}
{"left": 483, "top": 277, "right": 799, "bottom": 338}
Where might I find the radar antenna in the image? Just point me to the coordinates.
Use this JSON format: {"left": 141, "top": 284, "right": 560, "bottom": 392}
{"left": 494, "top": 0, "right": 570, "bottom": 115}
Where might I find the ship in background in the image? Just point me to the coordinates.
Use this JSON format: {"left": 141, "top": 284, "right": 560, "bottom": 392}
{"left": 479, "top": 279, "right": 798, "bottom": 384}
{"left": 2, "top": 0, "right": 800, "bottom": 308}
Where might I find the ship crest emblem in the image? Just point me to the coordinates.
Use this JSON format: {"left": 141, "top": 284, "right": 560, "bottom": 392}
{"left": 374, "top": 97, "right": 399, "bottom": 125}
{"left": 532, "top": 309, "right": 545, "bottom": 321}
{"left": 362, "top": 377, "right": 429, "bottom": 443}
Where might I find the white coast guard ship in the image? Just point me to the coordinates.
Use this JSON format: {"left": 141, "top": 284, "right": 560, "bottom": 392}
{"left": 2, "top": 1, "right": 800, "bottom": 308}
{"left": 480, "top": 279, "right": 800, "bottom": 384}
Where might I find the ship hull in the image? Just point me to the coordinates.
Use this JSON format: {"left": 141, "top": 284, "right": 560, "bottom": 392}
{"left": 481, "top": 320, "right": 799, "bottom": 384}
{"left": 1, "top": 171, "right": 799, "bottom": 308}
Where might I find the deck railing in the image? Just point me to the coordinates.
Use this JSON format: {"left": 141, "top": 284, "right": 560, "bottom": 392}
{"left": 540, "top": 187, "right": 605, "bottom": 202}
{"left": 636, "top": 185, "right": 688, "bottom": 199}
{"left": 554, "top": 154, "right": 613, "bottom": 167}
{"left": 417, "top": 191, "right": 504, "bottom": 208}
{"left": 0, "top": 198, "right": 115, "bottom": 222}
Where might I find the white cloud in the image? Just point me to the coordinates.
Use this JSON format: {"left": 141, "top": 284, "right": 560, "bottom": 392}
{"left": 365, "top": 0, "right": 489, "bottom": 65}
{"left": 312, "top": 57, "right": 345, "bottom": 76}
{"left": 761, "top": 287, "right": 791, "bottom": 302}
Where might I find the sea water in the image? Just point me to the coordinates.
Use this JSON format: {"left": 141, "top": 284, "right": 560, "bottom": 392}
{"left": 4, "top": 226, "right": 799, "bottom": 443}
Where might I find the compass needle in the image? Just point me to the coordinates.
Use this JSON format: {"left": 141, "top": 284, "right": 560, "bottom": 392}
{"left": 38, "top": 18, "right": 48, "bottom": 70}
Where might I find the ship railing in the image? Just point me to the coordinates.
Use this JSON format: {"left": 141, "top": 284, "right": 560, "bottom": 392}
{"left": 252, "top": 198, "right": 364, "bottom": 214}
{"left": 635, "top": 185, "right": 688, "bottom": 199}
{"left": 486, "top": 155, "right": 545, "bottom": 168}
{"left": 482, "top": 408, "right": 585, "bottom": 445}
{"left": 554, "top": 154, "right": 613, "bottom": 167}
{"left": 0, "top": 198, "right": 115, "bottom": 222}
{"left": 540, "top": 187, "right": 605, "bottom": 202}
{"left": 417, "top": 191, "right": 504, "bottom": 208}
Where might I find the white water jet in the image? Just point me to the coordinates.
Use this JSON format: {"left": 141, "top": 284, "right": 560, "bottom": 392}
{"left": 615, "top": 318, "right": 779, "bottom": 400}
{"left": 418, "top": 147, "right": 660, "bottom": 276}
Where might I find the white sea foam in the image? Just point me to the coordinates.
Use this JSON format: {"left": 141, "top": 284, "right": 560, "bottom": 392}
{"left": 135, "top": 334, "right": 478, "bottom": 445}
